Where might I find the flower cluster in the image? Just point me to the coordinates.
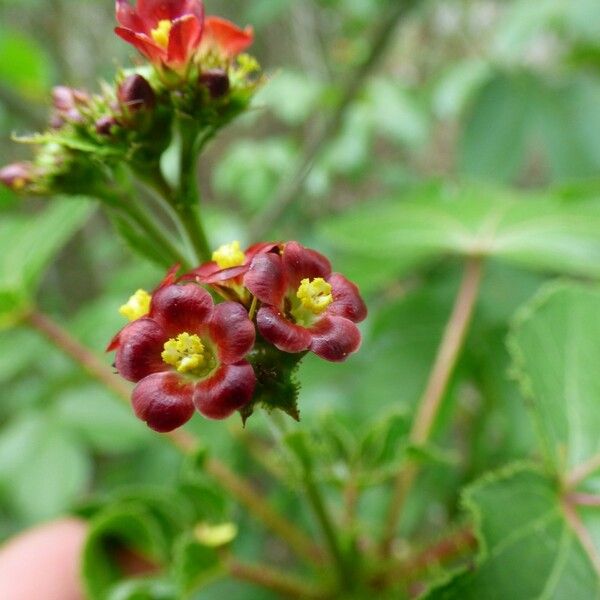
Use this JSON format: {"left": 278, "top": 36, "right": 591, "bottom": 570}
{"left": 0, "top": 0, "right": 260, "bottom": 196}
{"left": 110, "top": 242, "right": 367, "bottom": 432}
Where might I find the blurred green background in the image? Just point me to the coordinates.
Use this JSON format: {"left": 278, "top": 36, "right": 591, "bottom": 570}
{"left": 1, "top": 0, "right": 600, "bottom": 596}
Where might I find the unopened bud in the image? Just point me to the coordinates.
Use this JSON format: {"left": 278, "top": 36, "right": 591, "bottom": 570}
{"left": 199, "top": 69, "right": 230, "bottom": 99}
{"left": 95, "top": 115, "right": 117, "bottom": 136}
{"left": 118, "top": 74, "right": 156, "bottom": 112}
{"left": 0, "top": 162, "right": 34, "bottom": 191}
{"left": 51, "top": 86, "right": 89, "bottom": 124}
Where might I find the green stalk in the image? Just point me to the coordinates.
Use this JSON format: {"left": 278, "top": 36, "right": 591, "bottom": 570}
{"left": 173, "top": 117, "right": 212, "bottom": 263}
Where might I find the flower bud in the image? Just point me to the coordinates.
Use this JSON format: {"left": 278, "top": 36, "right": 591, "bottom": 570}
{"left": 95, "top": 115, "right": 117, "bottom": 136}
{"left": 199, "top": 69, "right": 230, "bottom": 99}
{"left": 118, "top": 74, "right": 156, "bottom": 112}
{"left": 0, "top": 162, "right": 34, "bottom": 191}
{"left": 51, "top": 86, "right": 90, "bottom": 125}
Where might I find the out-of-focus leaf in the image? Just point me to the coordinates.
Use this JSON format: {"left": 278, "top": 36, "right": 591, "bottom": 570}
{"left": 321, "top": 182, "right": 600, "bottom": 279}
{"left": 83, "top": 502, "right": 170, "bottom": 600}
{"left": 54, "top": 385, "right": 150, "bottom": 454}
{"left": 0, "top": 413, "right": 91, "bottom": 521}
{"left": 0, "top": 28, "right": 53, "bottom": 98}
{"left": 427, "top": 465, "right": 600, "bottom": 599}
{"left": 0, "top": 199, "right": 94, "bottom": 326}
{"left": 256, "top": 71, "right": 324, "bottom": 126}
{"left": 107, "top": 578, "right": 177, "bottom": 600}
{"left": 172, "top": 534, "right": 222, "bottom": 595}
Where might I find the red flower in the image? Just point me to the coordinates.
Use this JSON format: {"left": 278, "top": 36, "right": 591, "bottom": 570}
{"left": 244, "top": 242, "right": 367, "bottom": 362}
{"left": 111, "top": 283, "right": 256, "bottom": 432}
{"left": 202, "top": 16, "right": 253, "bottom": 57}
{"left": 185, "top": 241, "right": 276, "bottom": 302}
{"left": 115, "top": 0, "right": 205, "bottom": 70}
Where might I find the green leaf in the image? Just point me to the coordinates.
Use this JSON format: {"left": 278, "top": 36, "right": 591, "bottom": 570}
{"left": 321, "top": 182, "right": 600, "bottom": 280}
{"left": 0, "top": 28, "right": 53, "bottom": 98}
{"left": 427, "top": 465, "right": 600, "bottom": 599}
{"left": 54, "top": 385, "right": 151, "bottom": 454}
{"left": 172, "top": 534, "right": 222, "bottom": 595}
{"left": 83, "top": 502, "right": 170, "bottom": 600}
{"left": 0, "top": 199, "right": 94, "bottom": 326}
{"left": 0, "top": 413, "right": 91, "bottom": 521}
{"left": 509, "top": 283, "right": 600, "bottom": 475}
{"left": 107, "top": 578, "right": 177, "bottom": 600}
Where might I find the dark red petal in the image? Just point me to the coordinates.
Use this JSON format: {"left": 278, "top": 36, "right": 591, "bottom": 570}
{"left": 282, "top": 241, "right": 332, "bottom": 289}
{"left": 150, "top": 284, "right": 213, "bottom": 334}
{"left": 153, "top": 264, "right": 181, "bottom": 292}
{"left": 193, "top": 362, "right": 255, "bottom": 419}
{"left": 204, "top": 16, "right": 254, "bottom": 56}
{"left": 115, "top": 0, "right": 145, "bottom": 30}
{"left": 132, "top": 372, "right": 194, "bottom": 432}
{"left": 327, "top": 273, "right": 368, "bottom": 323}
{"left": 115, "top": 318, "right": 167, "bottom": 382}
{"left": 209, "top": 302, "right": 255, "bottom": 364}
{"left": 244, "top": 253, "right": 286, "bottom": 306}
{"left": 115, "top": 27, "right": 166, "bottom": 63}
{"left": 244, "top": 242, "right": 278, "bottom": 261}
{"left": 256, "top": 306, "right": 312, "bottom": 353}
{"left": 167, "top": 14, "right": 203, "bottom": 65}
{"left": 309, "top": 316, "right": 362, "bottom": 362}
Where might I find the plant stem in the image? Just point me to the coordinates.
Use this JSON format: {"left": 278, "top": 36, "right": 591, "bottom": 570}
{"left": 115, "top": 200, "right": 193, "bottom": 270}
{"left": 566, "top": 454, "right": 600, "bottom": 489}
{"left": 563, "top": 500, "right": 600, "bottom": 576}
{"left": 24, "top": 308, "right": 323, "bottom": 565}
{"left": 268, "top": 414, "right": 351, "bottom": 588}
{"left": 249, "top": 0, "right": 420, "bottom": 239}
{"left": 381, "top": 257, "right": 484, "bottom": 556}
{"left": 228, "top": 559, "right": 329, "bottom": 599}
{"left": 303, "top": 471, "right": 353, "bottom": 589}
{"left": 379, "top": 527, "right": 477, "bottom": 587}
{"left": 173, "top": 118, "right": 212, "bottom": 263}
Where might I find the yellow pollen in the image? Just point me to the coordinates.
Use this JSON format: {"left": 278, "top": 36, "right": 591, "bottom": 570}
{"left": 151, "top": 19, "right": 173, "bottom": 48}
{"left": 296, "top": 278, "right": 333, "bottom": 315}
{"left": 162, "top": 332, "right": 206, "bottom": 375}
{"left": 12, "top": 177, "right": 26, "bottom": 190}
{"left": 212, "top": 241, "right": 246, "bottom": 269}
{"left": 119, "top": 289, "right": 151, "bottom": 321}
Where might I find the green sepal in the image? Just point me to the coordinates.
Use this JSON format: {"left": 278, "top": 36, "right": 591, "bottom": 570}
{"left": 242, "top": 343, "right": 304, "bottom": 423}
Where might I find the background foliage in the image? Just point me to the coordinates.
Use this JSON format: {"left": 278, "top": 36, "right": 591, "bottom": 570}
{"left": 1, "top": 0, "right": 600, "bottom": 598}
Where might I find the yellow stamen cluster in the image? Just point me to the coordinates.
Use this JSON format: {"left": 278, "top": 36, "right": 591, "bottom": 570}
{"left": 212, "top": 241, "right": 246, "bottom": 269}
{"left": 12, "top": 178, "right": 26, "bottom": 190}
{"left": 119, "top": 289, "right": 151, "bottom": 322}
{"left": 151, "top": 19, "right": 173, "bottom": 48}
{"left": 296, "top": 278, "right": 333, "bottom": 315}
{"left": 162, "top": 332, "right": 206, "bottom": 375}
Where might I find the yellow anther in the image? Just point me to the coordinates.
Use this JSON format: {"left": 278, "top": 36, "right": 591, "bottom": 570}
{"left": 296, "top": 278, "right": 333, "bottom": 315}
{"left": 212, "top": 241, "right": 245, "bottom": 269}
{"left": 12, "top": 178, "right": 26, "bottom": 190}
{"left": 119, "top": 289, "right": 151, "bottom": 321}
{"left": 151, "top": 19, "right": 173, "bottom": 48}
{"left": 162, "top": 332, "right": 207, "bottom": 375}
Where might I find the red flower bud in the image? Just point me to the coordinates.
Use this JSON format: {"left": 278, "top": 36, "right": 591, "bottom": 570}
{"left": 199, "top": 68, "right": 230, "bottom": 98}
{"left": 0, "top": 162, "right": 35, "bottom": 191}
{"left": 118, "top": 74, "right": 156, "bottom": 111}
{"left": 95, "top": 115, "right": 117, "bottom": 136}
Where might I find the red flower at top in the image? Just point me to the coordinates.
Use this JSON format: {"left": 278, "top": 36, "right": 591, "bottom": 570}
{"left": 115, "top": 0, "right": 205, "bottom": 69}
{"left": 115, "top": 0, "right": 254, "bottom": 70}
{"left": 111, "top": 283, "right": 256, "bottom": 432}
{"left": 244, "top": 242, "right": 367, "bottom": 362}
